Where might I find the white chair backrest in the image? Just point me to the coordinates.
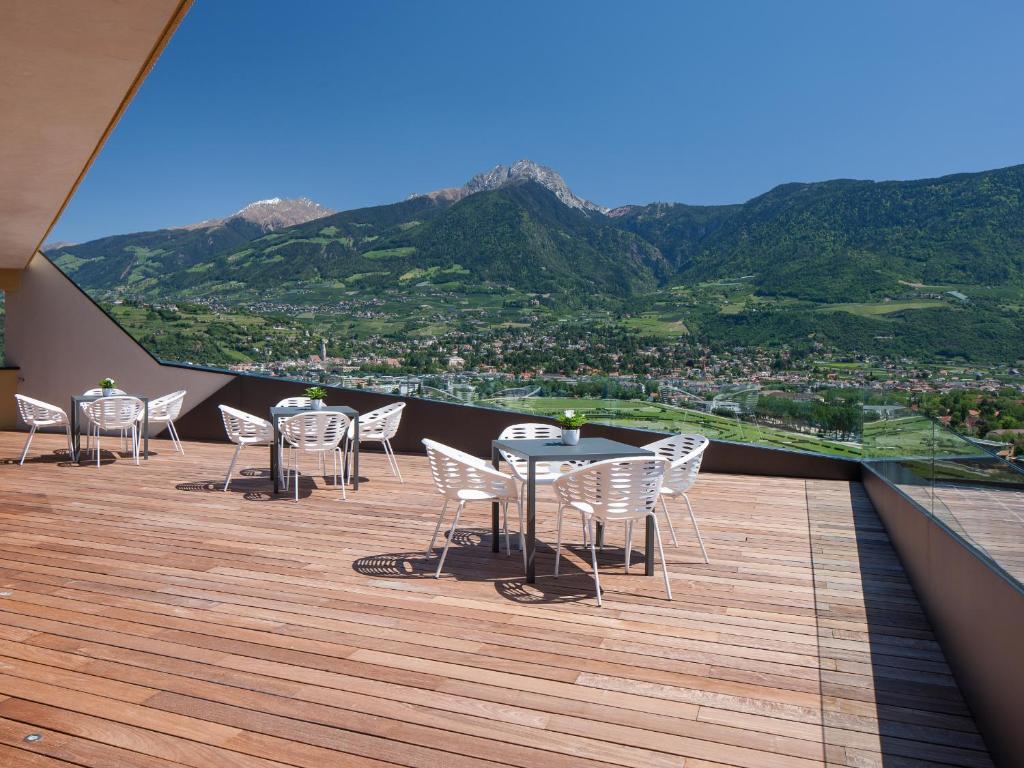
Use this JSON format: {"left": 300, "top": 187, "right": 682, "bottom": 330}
{"left": 553, "top": 456, "right": 666, "bottom": 523}
{"left": 219, "top": 405, "right": 273, "bottom": 444}
{"left": 148, "top": 390, "right": 187, "bottom": 421}
{"left": 15, "top": 395, "right": 67, "bottom": 425}
{"left": 497, "top": 422, "right": 562, "bottom": 470}
{"left": 280, "top": 411, "right": 349, "bottom": 451}
{"left": 360, "top": 402, "right": 405, "bottom": 440}
{"left": 276, "top": 396, "right": 312, "bottom": 408}
{"left": 83, "top": 387, "right": 126, "bottom": 396}
{"left": 422, "top": 438, "right": 516, "bottom": 501}
{"left": 83, "top": 396, "right": 144, "bottom": 430}
{"left": 644, "top": 434, "right": 708, "bottom": 493}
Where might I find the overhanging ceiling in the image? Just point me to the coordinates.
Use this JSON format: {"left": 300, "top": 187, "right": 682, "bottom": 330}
{"left": 0, "top": 0, "right": 191, "bottom": 270}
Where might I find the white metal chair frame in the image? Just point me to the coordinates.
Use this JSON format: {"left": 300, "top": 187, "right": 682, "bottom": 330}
{"left": 82, "top": 396, "right": 145, "bottom": 466}
{"left": 644, "top": 434, "right": 710, "bottom": 563}
{"left": 423, "top": 438, "right": 521, "bottom": 578}
{"left": 279, "top": 411, "right": 351, "bottom": 501}
{"left": 141, "top": 390, "right": 187, "bottom": 454}
{"left": 498, "top": 422, "right": 590, "bottom": 549}
{"left": 348, "top": 402, "right": 406, "bottom": 482}
{"left": 552, "top": 456, "right": 672, "bottom": 606}
{"left": 79, "top": 387, "right": 128, "bottom": 453}
{"left": 219, "top": 405, "right": 275, "bottom": 491}
{"left": 14, "top": 395, "right": 75, "bottom": 464}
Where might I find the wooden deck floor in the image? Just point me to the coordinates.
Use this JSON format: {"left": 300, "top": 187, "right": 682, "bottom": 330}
{"left": 0, "top": 431, "right": 992, "bottom": 767}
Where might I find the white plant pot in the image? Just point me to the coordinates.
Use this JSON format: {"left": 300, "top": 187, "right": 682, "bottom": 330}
{"left": 561, "top": 428, "right": 580, "bottom": 446}
{"left": 101, "top": 388, "right": 113, "bottom": 397}
{"left": 311, "top": 399, "right": 324, "bottom": 410}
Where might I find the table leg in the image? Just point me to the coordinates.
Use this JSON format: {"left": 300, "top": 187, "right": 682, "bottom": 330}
{"left": 353, "top": 417, "right": 359, "bottom": 491}
{"left": 645, "top": 516, "right": 655, "bottom": 576}
{"left": 143, "top": 402, "right": 149, "bottom": 460}
{"left": 70, "top": 399, "right": 79, "bottom": 463}
{"left": 526, "top": 459, "right": 536, "bottom": 583}
{"left": 596, "top": 521, "right": 605, "bottom": 548}
{"left": 272, "top": 425, "right": 280, "bottom": 494}
{"left": 491, "top": 444, "right": 500, "bottom": 553}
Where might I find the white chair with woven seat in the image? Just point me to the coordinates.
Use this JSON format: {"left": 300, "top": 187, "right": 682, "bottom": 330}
{"left": 347, "top": 402, "right": 406, "bottom": 482}
{"left": 279, "top": 410, "right": 351, "bottom": 501}
{"left": 552, "top": 456, "right": 671, "bottom": 607}
{"left": 423, "top": 438, "right": 521, "bottom": 577}
{"left": 643, "top": 434, "right": 710, "bottom": 563}
{"left": 219, "top": 405, "right": 275, "bottom": 491}
{"left": 14, "top": 395, "right": 76, "bottom": 464}
{"left": 82, "top": 396, "right": 145, "bottom": 466}
{"left": 139, "top": 390, "right": 187, "bottom": 454}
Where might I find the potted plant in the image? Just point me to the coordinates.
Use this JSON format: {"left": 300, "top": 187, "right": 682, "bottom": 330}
{"left": 99, "top": 378, "right": 116, "bottom": 397}
{"left": 305, "top": 386, "right": 328, "bottom": 410}
{"left": 555, "top": 409, "right": 586, "bottom": 446}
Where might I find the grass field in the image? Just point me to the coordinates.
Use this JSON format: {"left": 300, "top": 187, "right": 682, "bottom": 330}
{"left": 817, "top": 300, "right": 947, "bottom": 317}
{"left": 484, "top": 396, "right": 863, "bottom": 457}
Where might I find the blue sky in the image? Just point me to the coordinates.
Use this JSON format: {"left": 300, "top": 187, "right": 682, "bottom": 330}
{"left": 52, "top": 0, "right": 1024, "bottom": 243}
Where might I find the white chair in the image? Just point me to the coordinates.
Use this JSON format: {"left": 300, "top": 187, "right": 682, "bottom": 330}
{"left": 644, "top": 434, "right": 710, "bottom": 563}
{"left": 423, "top": 438, "right": 521, "bottom": 577}
{"left": 82, "top": 396, "right": 145, "bottom": 466}
{"left": 80, "top": 387, "right": 128, "bottom": 453}
{"left": 348, "top": 402, "right": 406, "bottom": 482}
{"left": 552, "top": 456, "right": 671, "bottom": 607}
{"left": 279, "top": 411, "right": 351, "bottom": 501}
{"left": 275, "top": 396, "right": 311, "bottom": 408}
{"left": 497, "top": 422, "right": 589, "bottom": 551}
{"left": 273, "top": 397, "right": 312, "bottom": 472}
{"left": 219, "top": 405, "right": 275, "bottom": 491}
{"left": 14, "top": 395, "right": 75, "bottom": 464}
{"left": 140, "top": 390, "right": 187, "bottom": 454}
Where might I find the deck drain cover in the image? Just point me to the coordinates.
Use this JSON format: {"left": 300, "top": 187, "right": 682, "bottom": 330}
{"left": 24, "top": 734, "right": 42, "bottom": 743}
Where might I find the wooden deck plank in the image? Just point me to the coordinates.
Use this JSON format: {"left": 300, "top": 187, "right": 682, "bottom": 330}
{"left": 0, "top": 431, "right": 994, "bottom": 767}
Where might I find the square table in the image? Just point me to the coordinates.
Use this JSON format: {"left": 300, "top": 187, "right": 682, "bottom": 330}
{"left": 270, "top": 405, "right": 360, "bottom": 493}
{"left": 491, "top": 437, "right": 656, "bottom": 584}
{"left": 70, "top": 394, "right": 150, "bottom": 462}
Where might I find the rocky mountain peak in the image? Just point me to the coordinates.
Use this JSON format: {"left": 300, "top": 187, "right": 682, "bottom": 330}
{"left": 411, "top": 160, "right": 608, "bottom": 213}
{"left": 177, "top": 197, "right": 335, "bottom": 233}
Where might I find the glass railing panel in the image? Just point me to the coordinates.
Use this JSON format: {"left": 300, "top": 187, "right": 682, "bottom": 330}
{"left": 864, "top": 405, "right": 1024, "bottom": 588}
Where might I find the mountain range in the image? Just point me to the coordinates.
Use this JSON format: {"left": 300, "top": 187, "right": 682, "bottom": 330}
{"left": 49, "top": 159, "right": 1024, "bottom": 309}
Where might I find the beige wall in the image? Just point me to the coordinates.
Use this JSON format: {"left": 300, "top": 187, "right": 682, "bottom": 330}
{"left": 4, "top": 254, "right": 230, "bottom": 430}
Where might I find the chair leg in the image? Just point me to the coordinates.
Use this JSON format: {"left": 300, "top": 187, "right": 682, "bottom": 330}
{"left": 652, "top": 515, "right": 673, "bottom": 600}
{"left": 384, "top": 439, "right": 403, "bottom": 482}
{"left": 580, "top": 509, "right": 588, "bottom": 545}
{"left": 95, "top": 427, "right": 102, "bottom": 467}
{"left": 223, "top": 443, "right": 243, "bottom": 491}
{"left": 428, "top": 498, "right": 450, "bottom": 554}
{"left": 169, "top": 420, "right": 184, "bottom": 454}
{"left": 133, "top": 425, "right": 140, "bottom": 465}
{"left": 554, "top": 504, "right": 564, "bottom": 577}
{"left": 684, "top": 493, "right": 709, "bottom": 563}
{"left": 659, "top": 495, "right": 679, "bottom": 547}
{"left": 65, "top": 424, "right": 76, "bottom": 463}
{"left": 18, "top": 424, "right": 37, "bottom": 465}
{"left": 588, "top": 519, "right": 603, "bottom": 607}
{"left": 434, "top": 500, "right": 464, "bottom": 578}
{"left": 293, "top": 451, "right": 300, "bottom": 502}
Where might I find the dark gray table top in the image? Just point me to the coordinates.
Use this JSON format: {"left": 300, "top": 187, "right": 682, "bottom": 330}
{"left": 493, "top": 436, "right": 654, "bottom": 463}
